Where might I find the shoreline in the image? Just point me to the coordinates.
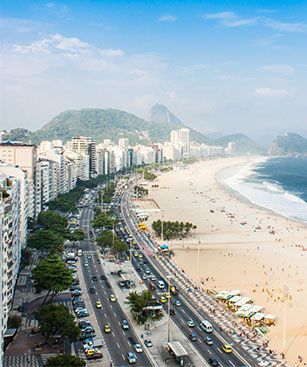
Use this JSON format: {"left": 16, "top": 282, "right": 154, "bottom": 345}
{"left": 215, "top": 158, "right": 307, "bottom": 228}
{"left": 138, "top": 156, "right": 307, "bottom": 366}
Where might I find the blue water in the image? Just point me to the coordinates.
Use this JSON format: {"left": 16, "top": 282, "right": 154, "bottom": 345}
{"left": 221, "top": 157, "right": 307, "bottom": 223}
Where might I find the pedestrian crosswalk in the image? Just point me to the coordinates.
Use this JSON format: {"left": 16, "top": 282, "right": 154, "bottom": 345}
{"left": 4, "top": 354, "right": 40, "bottom": 367}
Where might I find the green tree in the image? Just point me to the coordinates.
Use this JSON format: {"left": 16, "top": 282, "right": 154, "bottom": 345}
{"left": 126, "top": 290, "right": 159, "bottom": 324}
{"left": 92, "top": 213, "right": 114, "bottom": 229}
{"left": 8, "top": 315, "right": 22, "bottom": 329}
{"left": 35, "top": 304, "right": 80, "bottom": 342}
{"left": 32, "top": 254, "right": 73, "bottom": 303}
{"left": 37, "top": 210, "right": 67, "bottom": 232}
{"left": 96, "top": 231, "right": 114, "bottom": 248}
{"left": 68, "top": 229, "right": 85, "bottom": 244}
{"left": 144, "top": 171, "right": 157, "bottom": 181}
{"left": 44, "top": 354, "right": 85, "bottom": 367}
{"left": 111, "top": 239, "right": 128, "bottom": 254}
{"left": 27, "top": 230, "right": 64, "bottom": 254}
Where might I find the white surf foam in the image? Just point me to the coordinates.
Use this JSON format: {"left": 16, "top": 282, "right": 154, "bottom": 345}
{"left": 219, "top": 159, "right": 307, "bottom": 223}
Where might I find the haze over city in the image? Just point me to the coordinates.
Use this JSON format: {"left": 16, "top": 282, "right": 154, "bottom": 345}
{"left": 1, "top": 0, "right": 307, "bottom": 142}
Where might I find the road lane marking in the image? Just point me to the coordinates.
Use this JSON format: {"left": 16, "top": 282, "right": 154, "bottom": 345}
{"left": 228, "top": 361, "right": 235, "bottom": 367}
{"left": 117, "top": 342, "right": 120, "bottom": 349}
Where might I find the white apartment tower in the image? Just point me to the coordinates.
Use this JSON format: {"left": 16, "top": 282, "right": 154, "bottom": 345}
{"left": 178, "top": 128, "right": 190, "bottom": 158}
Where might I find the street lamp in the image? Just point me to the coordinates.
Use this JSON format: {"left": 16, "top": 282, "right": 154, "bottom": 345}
{"left": 196, "top": 241, "right": 201, "bottom": 286}
{"left": 166, "top": 274, "right": 173, "bottom": 343}
{"left": 282, "top": 285, "right": 289, "bottom": 356}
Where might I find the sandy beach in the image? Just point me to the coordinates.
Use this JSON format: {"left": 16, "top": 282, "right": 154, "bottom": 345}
{"left": 139, "top": 157, "right": 307, "bottom": 366}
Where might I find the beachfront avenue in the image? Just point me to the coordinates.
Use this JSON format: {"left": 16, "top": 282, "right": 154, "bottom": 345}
{"left": 78, "top": 206, "right": 153, "bottom": 366}
{"left": 116, "top": 177, "right": 271, "bottom": 367}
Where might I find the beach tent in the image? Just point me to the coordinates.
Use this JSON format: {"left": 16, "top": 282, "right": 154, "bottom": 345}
{"left": 160, "top": 244, "right": 169, "bottom": 250}
{"left": 235, "top": 304, "right": 253, "bottom": 317}
{"left": 264, "top": 314, "right": 276, "bottom": 326}
{"left": 228, "top": 295, "right": 242, "bottom": 304}
{"left": 244, "top": 305, "right": 263, "bottom": 318}
{"left": 216, "top": 290, "right": 240, "bottom": 300}
{"left": 234, "top": 297, "right": 251, "bottom": 308}
{"left": 251, "top": 313, "right": 265, "bottom": 322}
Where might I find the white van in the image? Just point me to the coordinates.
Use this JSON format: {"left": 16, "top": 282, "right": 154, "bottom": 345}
{"left": 200, "top": 320, "right": 213, "bottom": 333}
{"left": 157, "top": 280, "right": 165, "bottom": 289}
{"left": 77, "top": 249, "right": 83, "bottom": 257}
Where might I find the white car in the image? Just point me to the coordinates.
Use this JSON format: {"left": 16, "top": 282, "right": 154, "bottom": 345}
{"left": 84, "top": 262, "right": 89, "bottom": 267}
{"left": 134, "top": 343, "right": 143, "bottom": 353}
{"left": 187, "top": 319, "right": 195, "bottom": 327}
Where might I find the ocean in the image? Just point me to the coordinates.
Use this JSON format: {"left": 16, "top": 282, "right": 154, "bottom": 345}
{"left": 219, "top": 157, "right": 307, "bottom": 223}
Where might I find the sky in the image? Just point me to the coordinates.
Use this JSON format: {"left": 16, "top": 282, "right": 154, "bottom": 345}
{"left": 1, "top": 0, "right": 307, "bottom": 143}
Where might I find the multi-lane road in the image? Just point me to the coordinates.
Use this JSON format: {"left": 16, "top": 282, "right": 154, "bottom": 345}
{"left": 115, "top": 182, "right": 259, "bottom": 367}
{"left": 79, "top": 207, "right": 153, "bottom": 366}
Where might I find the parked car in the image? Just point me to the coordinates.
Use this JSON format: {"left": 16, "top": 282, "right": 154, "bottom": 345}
{"left": 144, "top": 339, "right": 153, "bottom": 347}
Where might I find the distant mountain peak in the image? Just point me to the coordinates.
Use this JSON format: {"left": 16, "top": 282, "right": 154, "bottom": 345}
{"left": 269, "top": 132, "right": 307, "bottom": 156}
{"left": 149, "top": 103, "right": 184, "bottom": 126}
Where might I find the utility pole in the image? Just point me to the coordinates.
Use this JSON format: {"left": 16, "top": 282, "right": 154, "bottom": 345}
{"left": 196, "top": 241, "right": 201, "bottom": 286}
{"left": 166, "top": 275, "right": 173, "bottom": 343}
{"left": 282, "top": 285, "right": 289, "bottom": 356}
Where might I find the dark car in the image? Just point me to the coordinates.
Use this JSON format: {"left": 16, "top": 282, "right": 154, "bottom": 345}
{"left": 100, "top": 275, "right": 106, "bottom": 280}
{"left": 189, "top": 332, "right": 198, "bottom": 342}
{"left": 170, "top": 309, "right": 176, "bottom": 316}
{"left": 208, "top": 358, "right": 219, "bottom": 366}
{"left": 92, "top": 276, "right": 98, "bottom": 281}
{"left": 89, "top": 287, "right": 96, "bottom": 294}
{"left": 105, "top": 281, "right": 111, "bottom": 289}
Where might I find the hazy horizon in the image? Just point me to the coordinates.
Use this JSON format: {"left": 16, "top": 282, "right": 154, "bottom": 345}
{"left": 1, "top": 0, "right": 307, "bottom": 143}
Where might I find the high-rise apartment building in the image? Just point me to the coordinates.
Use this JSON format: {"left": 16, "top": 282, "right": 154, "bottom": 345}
{"left": 0, "top": 174, "right": 22, "bottom": 363}
{"left": 68, "top": 136, "right": 96, "bottom": 176}
{"left": 178, "top": 128, "right": 190, "bottom": 158}
{"left": 0, "top": 143, "right": 37, "bottom": 218}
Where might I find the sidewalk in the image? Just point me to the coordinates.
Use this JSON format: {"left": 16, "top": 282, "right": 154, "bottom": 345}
{"left": 103, "top": 258, "right": 207, "bottom": 367}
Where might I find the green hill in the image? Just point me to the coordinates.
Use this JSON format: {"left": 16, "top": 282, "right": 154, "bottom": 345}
{"left": 29, "top": 108, "right": 211, "bottom": 145}
{"left": 269, "top": 132, "right": 307, "bottom": 156}
{"left": 214, "top": 133, "right": 264, "bottom": 154}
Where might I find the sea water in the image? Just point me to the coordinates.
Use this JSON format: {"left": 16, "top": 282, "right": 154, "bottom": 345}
{"left": 220, "top": 157, "right": 307, "bottom": 223}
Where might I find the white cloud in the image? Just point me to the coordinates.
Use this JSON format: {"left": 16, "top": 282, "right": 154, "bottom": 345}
{"left": 258, "top": 64, "right": 295, "bottom": 75}
{"left": 11, "top": 34, "right": 124, "bottom": 58}
{"left": 100, "top": 49, "right": 124, "bottom": 57}
{"left": 205, "top": 12, "right": 236, "bottom": 20}
{"left": 158, "top": 14, "right": 177, "bottom": 22}
{"left": 255, "top": 88, "right": 288, "bottom": 97}
{"left": 204, "top": 12, "right": 306, "bottom": 32}
{"left": 204, "top": 11, "right": 259, "bottom": 28}
{"left": 265, "top": 19, "right": 306, "bottom": 32}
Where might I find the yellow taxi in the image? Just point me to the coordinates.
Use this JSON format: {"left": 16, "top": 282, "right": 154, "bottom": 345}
{"left": 221, "top": 344, "right": 232, "bottom": 353}
{"left": 96, "top": 300, "right": 102, "bottom": 308}
{"left": 104, "top": 324, "right": 111, "bottom": 333}
{"left": 138, "top": 253, "right": 143, "bottom": 259}
{"left": 134, "top": 252, "right": 139, "bottom": 257}
{"left": 164, "top": 292, "right": 171, "bottom": 299}
{"left": 160, "top": 296, "right": 167, "bottom": 304}
{"left": 109, "top": 294, "right": 116, "bottom": 302}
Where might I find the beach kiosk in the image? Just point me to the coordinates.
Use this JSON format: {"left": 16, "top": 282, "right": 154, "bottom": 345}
{"left": 166, "top": 341, "right": 188, "bottom": 366}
